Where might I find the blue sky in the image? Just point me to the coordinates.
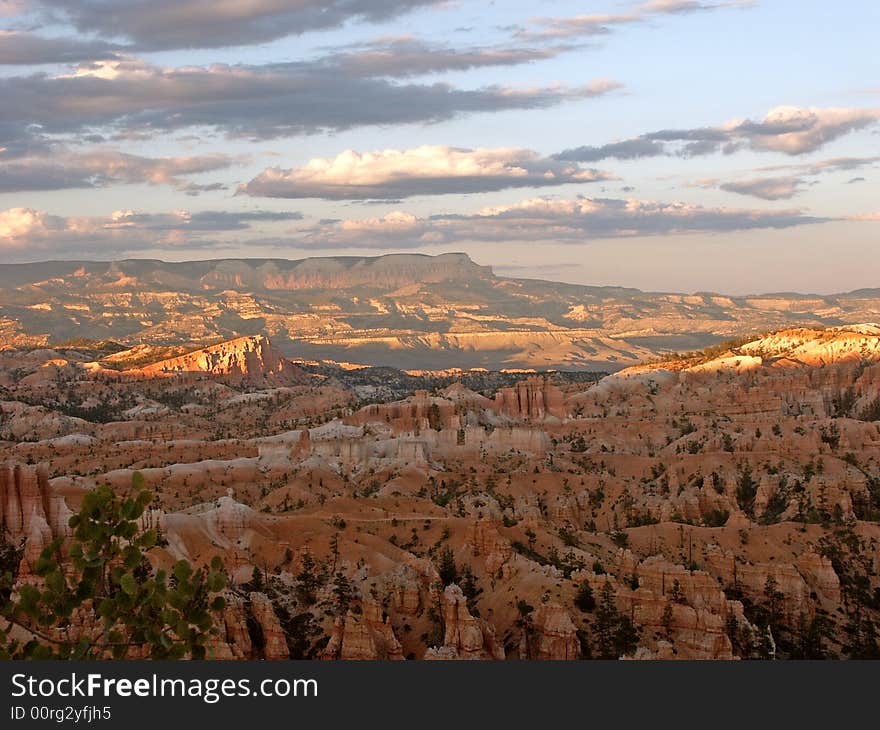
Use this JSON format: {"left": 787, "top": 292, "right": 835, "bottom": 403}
{"left": 0, "top": 0, "right": 878, "bottom": 294}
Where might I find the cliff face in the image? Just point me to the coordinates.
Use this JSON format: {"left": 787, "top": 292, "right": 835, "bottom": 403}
{"left": 207, "top": 591, "right": 290, "bottom": 660}
{"left": 0, "top": 463, "right": 72, "bottom": 577}
{"left": 246, "top": 252, "right": 492, "bottom": 291}
{"left": 494, "top": 377, "right": 567, "bottom": 421}
{"left": 136, "top": 335, "right": 302, "bottom": 382}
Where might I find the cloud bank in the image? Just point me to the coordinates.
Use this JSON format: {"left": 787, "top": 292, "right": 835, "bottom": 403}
{"left": 0, "top": 57, "right": 619, "bottom": 149}
{"left": 292, "top": 195, "right": 828, "bottom": 249}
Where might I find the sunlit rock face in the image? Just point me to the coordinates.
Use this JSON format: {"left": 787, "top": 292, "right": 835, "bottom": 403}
{"left": 137, "top": 335, "right": 304, "bottom": 383}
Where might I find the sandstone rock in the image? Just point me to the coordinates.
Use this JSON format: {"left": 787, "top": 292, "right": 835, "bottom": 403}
{"left": 468, "top": 519, "right": 513, "bottom": 576}
{"left": 794, "top": 551, "right": 840, "bottom": 605}
{"left": 249, "top": 592, "right": 290, "bottom": 660}
{"left": 530, "top": 603, "right": 580, "bottom": 660}
{"left": 322, "top": 602, "right": 404, "bottom": 660}
{"left": 430, "top": 584, "right": 504, "bottom": 660}
{"left": 137, "top": 335, "right": 302, "bottom": 383}
{"left": 0, "top": 463, "right": 72, "bottom": 575}
{"left": 493, "top": 377, "right": 566, "bottom": 421}
{"left": 209, "top": 593, "right": 253, "bottom": 660}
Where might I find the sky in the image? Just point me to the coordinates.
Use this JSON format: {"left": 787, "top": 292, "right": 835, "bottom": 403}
{"left": 0, "top": 0, "right": 878, "bottom": 294}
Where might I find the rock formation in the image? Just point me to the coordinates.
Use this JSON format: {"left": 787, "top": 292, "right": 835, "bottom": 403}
{"left": 322, "top": 602, "right": 404, "bottom": 660}
{"left": 428, "top": 584, "right": 505, "bottom": 660}
{"left": 137, "top": 335, "right": 302, "bottom": 382}
{"left": 528, "top": 603, "right": 580, "bottom": 660}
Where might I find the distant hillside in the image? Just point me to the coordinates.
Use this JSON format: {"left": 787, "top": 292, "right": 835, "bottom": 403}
{"left": 1, "top": 254, "right": 878, "bottom": 370}
{"left": 621, "top": 323, "right": 880, "bottom": 375}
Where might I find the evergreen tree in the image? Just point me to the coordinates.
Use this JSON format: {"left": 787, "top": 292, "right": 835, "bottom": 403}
{"left": 332, "top": 572, "right": 352, "bottom": 615}
{"left": 437, "top": 546, "right": 458, "bottom": 587}
{"left": 295, "top": 553, "right": 319, "bottom": 606}
{"left": 594, "top": 581, "right": 620, "bottom": 659}
{"left": 0, "top": 479, "right": 226, "bottom": 659}
{"left": 593, "top": 580, "right": 640, "bottom": 659}
{"left": 574, "top": 581, "right": 596, "bottom": 612}
{"left": 459, "top": 565, "right": 481, "bottom": 615}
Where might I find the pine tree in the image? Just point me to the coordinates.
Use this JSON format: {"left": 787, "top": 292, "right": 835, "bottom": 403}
{"left": 295, "top": 553, "right": 319, "bottom": 605}
{"left": 0, "top": 478, "right": 226, "bottom": 659}
{"left": 437, "top": 546, "right": 458, "bottom": 586}
{"left": 574, "top": 581, "right": 596, "bottom": 612}
{"left": 332, "top": 572, "right": 352, "bottom": 615}
{"left": 594, "top": 581, "right": 619, "bottom": 659}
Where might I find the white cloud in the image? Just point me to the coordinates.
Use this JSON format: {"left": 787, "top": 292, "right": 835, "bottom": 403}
{"left": 240, "top": 145, "right": 612, "bottom": 199}
{"left": 731, "top": 106, "right": 880, "bottom": 155}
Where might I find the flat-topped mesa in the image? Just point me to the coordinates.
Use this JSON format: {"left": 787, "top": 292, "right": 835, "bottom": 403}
{"left": 0, "top": 253, "right": 491, "bottom": 295}
{"left": 243, "top": 252, "right": 491, "bottom": 291}
{"left": 135, "top": 335, "right": 301, "bottom": 381}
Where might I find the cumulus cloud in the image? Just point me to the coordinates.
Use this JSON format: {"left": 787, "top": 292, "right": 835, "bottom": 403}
{"left": 29, "top": 0, "right": 440, "bottom": 51}
{"left": 291, "top": 195, "right": 828, "bottom": 249}
{"left": 0, "top": 150, "right": 240, "bottom": 192}
{"left": 0, "top": 57, "right": 620, "bottom": 143}
{"left": 0, "top": 207, "right": 301, "bottom": 255}
{"left": 730, "top": 106, "right": 880, "bottom": 154}
{"left": 556, "top": 106, "right": 880, "bottom": 161}
{"left": 239, "top": 145, "right": 612, "bottom": 200}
